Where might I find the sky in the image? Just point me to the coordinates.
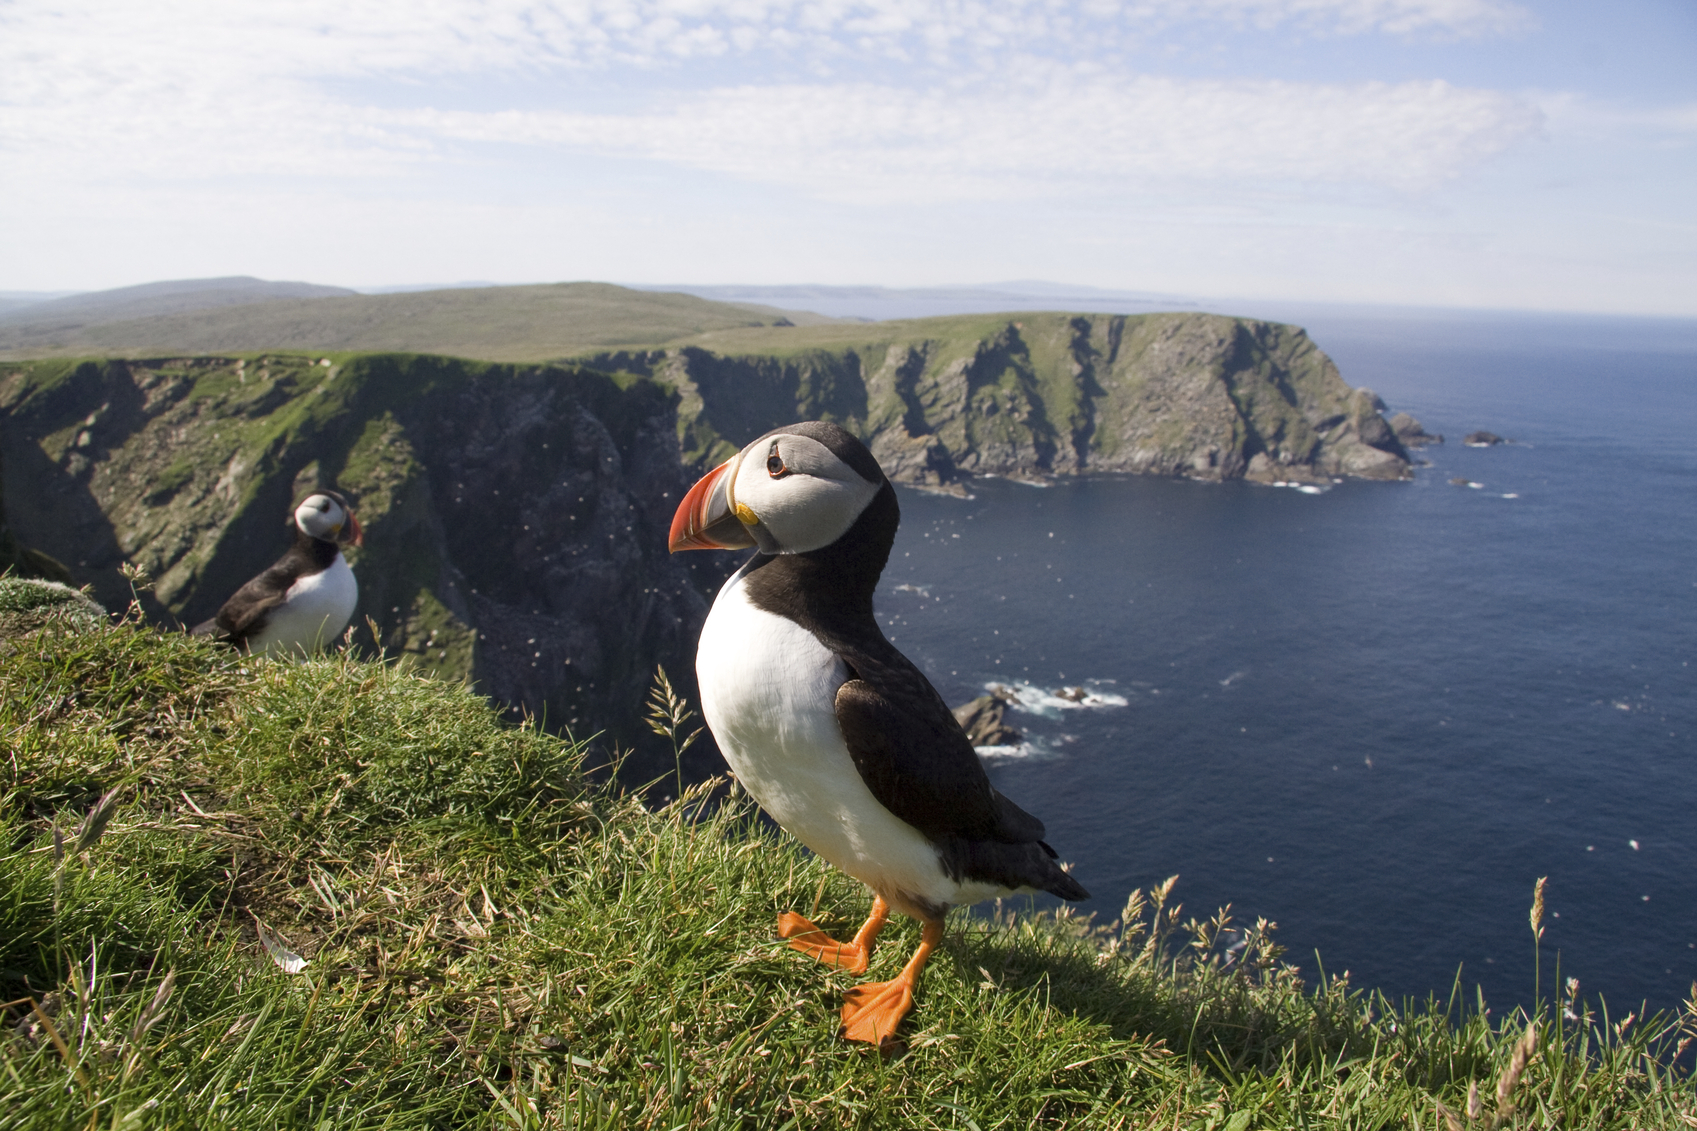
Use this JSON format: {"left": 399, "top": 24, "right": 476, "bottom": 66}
{"left": 1, "top": 1, "right": 1693, "bottom": 315}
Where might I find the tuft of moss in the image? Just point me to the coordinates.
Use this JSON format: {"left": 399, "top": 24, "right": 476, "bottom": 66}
{"left": 1, "top": 626, "right": 1691, "bottom": 1129}
{"left": 0, "top": 577, "right": 109, "bottom": 640}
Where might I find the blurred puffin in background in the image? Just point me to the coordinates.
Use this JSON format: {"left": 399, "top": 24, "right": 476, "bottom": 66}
{"left": 193, "top": 490, "right": 362, "bottom": 657}
{"left": 669, "top": 421, "right": 1087, "bottom": 1046}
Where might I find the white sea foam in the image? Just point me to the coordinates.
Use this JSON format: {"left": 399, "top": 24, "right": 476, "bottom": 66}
{"left": 987, "top": 680, "right": 1129, "bottom": 716}
{"left": 974, "top": 734, "right": 1075, "bottom": 762}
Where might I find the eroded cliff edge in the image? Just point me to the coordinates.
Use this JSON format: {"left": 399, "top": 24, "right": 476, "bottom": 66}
{"left": 580, "top": 311, "right": 1410, "bottom": 488}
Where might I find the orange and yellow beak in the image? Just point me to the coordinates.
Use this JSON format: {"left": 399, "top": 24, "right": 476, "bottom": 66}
{"left": 669, "top": 457, "right": 757, "bottom": 552}
{"left": 342, "top": 512, "right": 364, "bottom": 547}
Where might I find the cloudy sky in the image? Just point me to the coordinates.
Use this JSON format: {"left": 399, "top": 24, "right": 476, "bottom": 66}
{"left": 2, "top": 1, "right": 1693, "bottom": 314}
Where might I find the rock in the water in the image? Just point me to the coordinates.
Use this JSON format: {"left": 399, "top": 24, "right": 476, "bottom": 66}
{"left": 1389, "top": 412, "right": 1443, "bottom": 447}
{"left": 1463, "top": 431, "right": 1505, "bottom": 447}
{"left": 953, "top": 692, "right": 1022, "bottom": 747}
{"left": 1449, "top": 477, "right": 1482, "bottom": 488}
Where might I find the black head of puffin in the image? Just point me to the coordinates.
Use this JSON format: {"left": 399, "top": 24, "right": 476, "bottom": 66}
{"left": 669, "top": 422, "right": 885, "bottom": 555}
{"left": 294, "top": 489, "right": 363, "bottom": 546}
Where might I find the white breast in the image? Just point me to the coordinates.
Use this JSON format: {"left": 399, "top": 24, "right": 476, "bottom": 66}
{"left": 697, "top": 566, "right": 978, "bottom": 913}
{"left": 248, "top": 554, "right": 358, "bottom": 658}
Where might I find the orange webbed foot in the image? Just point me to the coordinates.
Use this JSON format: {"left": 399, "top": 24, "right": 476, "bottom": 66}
{"left": 838, "top": 917, "right": 943, "bottom": 1047}
{"left": 777, "top": 911, "right": 869, "bottom": 974}
{"left": 840, "top": 975, "right": 916, "bottom": 1045}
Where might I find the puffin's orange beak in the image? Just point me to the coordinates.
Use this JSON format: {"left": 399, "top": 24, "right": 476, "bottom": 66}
{"left": 669, "top": 458, "right": 756, "bottom": 552}
{"left": 344, "top": 512, "right": 363, "bottom": 547}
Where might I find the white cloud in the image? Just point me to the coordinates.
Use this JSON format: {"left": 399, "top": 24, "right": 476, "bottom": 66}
{"left": 0, "top": 2, "right": 1543, "bottom": 197}
{"left": 392, "top": 74, "right": 1543, "bottom": 201}
{"left": 1121, "top": 0, "right": 1531, "bottom": 38}
{"left": 0, "top": 0, "right": 1532, "bottom": 98}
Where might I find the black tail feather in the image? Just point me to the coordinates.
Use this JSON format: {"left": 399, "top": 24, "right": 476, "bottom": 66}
{"left": 940, "top": 836, "right": 1090, "bottom": 903}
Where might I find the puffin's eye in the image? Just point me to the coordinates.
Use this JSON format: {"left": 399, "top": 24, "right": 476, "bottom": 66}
{"left": 766, "top": 453, "right": 788, "bottom": 478}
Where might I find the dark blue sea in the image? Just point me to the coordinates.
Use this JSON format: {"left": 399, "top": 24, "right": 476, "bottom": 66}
{"left": 873, "top": 309, "right": 1697, "bottom": 1018}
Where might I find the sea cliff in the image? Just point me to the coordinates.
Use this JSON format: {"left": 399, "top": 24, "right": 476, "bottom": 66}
{"left": 580, "top": 311, "right": 1410, "bottom": 489}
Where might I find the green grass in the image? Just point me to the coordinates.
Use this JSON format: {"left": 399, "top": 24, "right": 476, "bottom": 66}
{"left": 0, "top": 283, "right": 836, "bottom": 363}
{"left": 2, "top": 622, "right": 1692, "bottom": 1128}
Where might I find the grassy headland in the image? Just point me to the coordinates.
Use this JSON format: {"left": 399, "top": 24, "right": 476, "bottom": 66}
{"left": 2, "top": 611, "right": 1691, "bottom": 1128}
{"left": 0, "top": 284, "right": 836, "bottom": 363}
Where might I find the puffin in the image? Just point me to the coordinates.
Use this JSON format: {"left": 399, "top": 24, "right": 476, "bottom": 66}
{"left": 669, "top": 421, "right": 1088, "bottom": 1046}
{"left": 192, "top": 490, "right": 362, "bottom": 657}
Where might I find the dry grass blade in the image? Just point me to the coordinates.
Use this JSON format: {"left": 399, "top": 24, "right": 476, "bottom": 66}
{"left": 30, "top": 1000, "right": 91, "bottom": 1098}
{"left": 1491, "top": 1023, "right": 1538, "bottom": 1127}
{"left": 1436, "top": 1099, "right": 1465, "bottom": 1131}
{"left": 1678, "top": 984, "right": 1697, "bottom": 1060}
{"left": 128, "top": 970, "right": 175, "bottom": 1045}
{"left": 645, "top": 665, "right": 702, "bottom": 754}
{"left": 72, "top": 785, "right": 124, "bottom": 853}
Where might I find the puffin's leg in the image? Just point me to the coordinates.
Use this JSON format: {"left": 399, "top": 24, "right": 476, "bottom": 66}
{"left": 839, "top": 917, "right": 944, "bottom": 1046}
{"left": 777, "top": 895, "right": 889, "bottom": 975}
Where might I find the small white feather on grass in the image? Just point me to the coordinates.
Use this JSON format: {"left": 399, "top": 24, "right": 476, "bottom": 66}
{"left": 251, "top": 914, "right": 309, "bottom": 974}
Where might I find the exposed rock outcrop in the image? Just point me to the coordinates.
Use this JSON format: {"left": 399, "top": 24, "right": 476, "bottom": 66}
{"left": 0, "top": 354, "right": 730, "bottom": 779}
{"left": 953, "top": 692, "right": 1022, "bottom": 747}
{"left": 581, "top": 312, "right": 1412, "bottom": 488}
{"left": 1464, "top": 431, "right": 1505, "bottom": 447}
{"left": 1390, "top": 412, "right": 1443, "bottom": 447}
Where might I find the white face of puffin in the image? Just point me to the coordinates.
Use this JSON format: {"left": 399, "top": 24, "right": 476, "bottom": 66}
{"left": 670, "top": 430, "right": 882, "bottom": 555}
{"left": 293, "top": 493, "right": 363, "bottom": 544}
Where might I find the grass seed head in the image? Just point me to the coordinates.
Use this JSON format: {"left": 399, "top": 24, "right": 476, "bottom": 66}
{"left": 72, "top": 785, "right": 124, "bottom": 853}
{"left": 128, "top": 970, "right": 175, "bottom": 1046}
{"left": 1493, "top": 1023, "right": 1537, "bottom": 1120}
{"left": 1529, "top": 876, "right": 1547, "bottom": 940}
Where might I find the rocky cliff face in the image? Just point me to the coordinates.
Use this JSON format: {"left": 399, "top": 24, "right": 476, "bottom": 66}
{"left": 0, "top": 354, "right": 727, "bottom": 781}
{"left": 583, "top": 312, "right": 1410, "bottom": 487}
{"left": 0, "top": 447, "right": 70, "bottom": 582}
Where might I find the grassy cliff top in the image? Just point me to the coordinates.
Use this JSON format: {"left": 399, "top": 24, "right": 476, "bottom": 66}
{"left": 664, "top": 309, "right": 1130, "bottom": 355}
{"left": 0, "top": 283, "right": 842, "bottom": 363}
{"left": 2, "top": 618, "right": 1691, "bottom": 1128}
